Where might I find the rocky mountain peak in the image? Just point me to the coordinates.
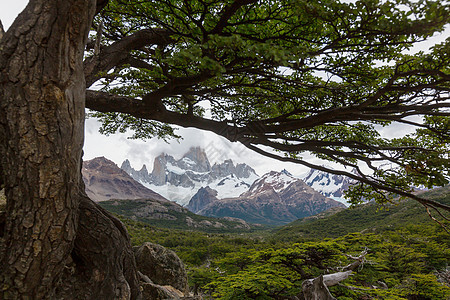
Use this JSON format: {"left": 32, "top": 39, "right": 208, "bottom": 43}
{"left": 122, "top": 159, "right": 152, "bottom": 184}
{"left": 180, "top": 146, "right": 211, "bottom": 172}
{"left": 246, "top": 170, "right": 297, "bottom": 196}
{"left": 121, "top": 158, "right": 132, "bottom": 171}
{"left": 82, "top": 157, "right": 167, "bottom": 202}
{"left": 84, "top": 156, "right": 129, "bottom": 177}
{"left": 150, "top": 153, "right": 170, "bottom": 185}
{"left": 121, "top": 147, "right": 259, "bottom": 205}
{"left": 302, "top": 168, "right": 355, "bottom": 199}
{"left": 191, "top": 169, "right": 345, "bottom": 225}
{"left": 186, "top": 186, "right": 219, "bottom": 213}
{"left": 140, "top": 164, "right": 149, "bottom": 173}
{"left": 281, "top": 169, "right": 293, "bottom": 176}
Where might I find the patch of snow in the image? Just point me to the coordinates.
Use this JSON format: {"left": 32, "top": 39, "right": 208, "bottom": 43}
{"left": 141, "top": 182, "right": 196, "bottom": 206}
{"left": 310, "top": 177, "right": 342, "bottom": 194}
{"left": 209, "top": 175, "right": 251, "bottom": 199}
{"left": 181, "top": 157, "right": 196, "bottom": 165}
{"left": 166, "top": 163, "right": 186, "bottom": 175}
{"left": 262, "top": 172, "right": 297, "bottom": 192}
{"left": 242, "top": 172, "right": 259, "bottom": 186}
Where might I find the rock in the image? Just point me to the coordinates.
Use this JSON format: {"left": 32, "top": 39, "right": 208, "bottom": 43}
{"left": 222, "top": 217, "right": 251, "bottom": 229}
{"left": 121, "top": 159, "right": 152, "bottom": 184}
{"left": 134, "top": 242, "right": 189, "bottom": 294}
{"left": 151, "top": 154, "right": 171, "bottom": 185}
{"left": 181, "top": 147, "right": 211, "bottom": 172}
{"left": 141, "top": 283, "right": 184, "bottom": 300}
{"left": 186, "top": 187, "right": 218, "bottom": 213}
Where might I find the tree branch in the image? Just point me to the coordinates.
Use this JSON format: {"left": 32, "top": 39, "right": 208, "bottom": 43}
{"left": 242, "top": 143, "right": 450, "bottom": 213}
{"left": 84, "top": 28, "right": 174, "bottom": 86}
{"left": 85, "top": 89, "right": 450, "bottom": 214}
{"left": 302, "top": 249, "right": 368, "bottom": 299}
{"left": 210, "top": 0, "right": 258, "bottom": 34}
{"left": 94, "top": 20, "right": 103, "bottom": 56}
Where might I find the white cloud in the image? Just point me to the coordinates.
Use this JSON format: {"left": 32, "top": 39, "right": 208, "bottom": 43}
{"left": 0, "top": 1, "right": 28, "bottom": 30}
{"left": 83, "top": 117, "right": 314, "bottom": 176}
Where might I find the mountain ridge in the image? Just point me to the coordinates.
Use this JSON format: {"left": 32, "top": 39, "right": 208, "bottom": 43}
{"left": 189, "top": 169, "right": 345, "bottom": 225}
{"left": 301, "top": 168, "right": 355, "bottom": 202}
{"left": 121, "top": 147, "right": 259, "bottom": 205}
{"left": 98, "top": 198, "right": 262, "bottom": 232}
{"left": 82, "top": 157, "right": 167, "bottom": 202}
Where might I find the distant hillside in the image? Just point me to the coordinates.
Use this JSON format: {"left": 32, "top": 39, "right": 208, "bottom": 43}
{"left": 274, "top": 186, "right": 450, "bottom": 241}
{"left": 99, "top": 198, "right": 266, "bottom": 233}
{"left": 82, "top": 157, "right": 167, "bottom": 202}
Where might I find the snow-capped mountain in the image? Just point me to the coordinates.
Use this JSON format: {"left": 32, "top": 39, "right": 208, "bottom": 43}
{"left": 188, "top": 170, "right": 345, "bottom": 225}
{"left": 121, "top": 147, "right": 259, "bottom": 206}
{"left": 301, "top": 168, "right": 356, "bottom": 204}
{"left": 245, "top": 169, "right": 297, "bottom": 194}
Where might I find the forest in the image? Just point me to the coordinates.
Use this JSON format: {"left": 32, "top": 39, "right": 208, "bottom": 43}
{"left": 119, "top": 187, "right": 450, "bottom": 299}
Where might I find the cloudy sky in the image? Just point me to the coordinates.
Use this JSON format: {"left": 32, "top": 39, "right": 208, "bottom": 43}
{"left": 2, "top": 1, "right": 448, "bottom": 177}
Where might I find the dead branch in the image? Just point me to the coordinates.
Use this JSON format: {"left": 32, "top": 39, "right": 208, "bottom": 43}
{"left": 302, "top": 248, "right": 369, "bottom": 299}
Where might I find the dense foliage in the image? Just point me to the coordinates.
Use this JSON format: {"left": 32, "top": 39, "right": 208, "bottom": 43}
{"left": 84, "top": 0, "right": 450, "bottom": 214}
{"left": 117, "top": 187, "right": 450, "bottom": 299}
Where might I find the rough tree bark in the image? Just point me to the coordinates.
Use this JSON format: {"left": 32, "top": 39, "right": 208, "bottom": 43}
{"left": 0, "top": 0, "right": 140, "bottom": 299}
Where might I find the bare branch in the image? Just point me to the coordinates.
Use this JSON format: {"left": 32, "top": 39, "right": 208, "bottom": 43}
{"left": 210, "top": 0, "right": 258, "bottom": 34}
{"left": 423, "top": 204, "right": 450, "bottom": 234}
{"left": 342, "top": 249, "right": 368, "bottom": 272}
{"left": 242, "top": 143, "right": 450, "bottom": 213}
{"left": 94, "top": 20, "right": 103, "bottom": 56}
{"left": 84, "top": 28, "right": 174, "bottom": 86}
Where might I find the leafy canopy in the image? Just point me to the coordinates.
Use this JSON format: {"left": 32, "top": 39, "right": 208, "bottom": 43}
{"left": 85, "top": 0, "right": 450, "bottom": 213}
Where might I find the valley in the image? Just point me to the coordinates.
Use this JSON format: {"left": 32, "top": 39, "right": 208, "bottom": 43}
{"left": 83, "top": 147, "right": 348, "bottom": 226}
{"left": 79, "top": 150, "right": 450, "bottom": 299}
{"left": 118, "top": 186, "right": 450, "bottom": 299}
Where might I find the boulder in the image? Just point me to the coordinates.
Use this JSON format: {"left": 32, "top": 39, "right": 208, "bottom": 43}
{"left": 141, "top": 283, "right": 184, "bottom": 300}
{"left": 134, "top": 242, "right": 189, "bottom": 294}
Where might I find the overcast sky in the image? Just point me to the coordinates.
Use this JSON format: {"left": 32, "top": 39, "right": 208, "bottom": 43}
{"left": 2, "top": 1, "right": 448, "bottom": 177}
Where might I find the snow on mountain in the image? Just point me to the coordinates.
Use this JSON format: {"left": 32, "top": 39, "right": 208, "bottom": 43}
{"left": 191, "top": 169, "right": 346, "bottom": 225}
{"left": 248, "top": 169, "right": 297, "bottom": 194}
{"left": 210, "top": 172, "right": 259, "bottom": 198}
{"left": 140, "top": 182, "right": 201, "bottom": 206}
{"left": 121, "top": 147, "right": 259, "bottom": 206}
{"left": 301, "top": 168, "right": 356, "bottom": 205}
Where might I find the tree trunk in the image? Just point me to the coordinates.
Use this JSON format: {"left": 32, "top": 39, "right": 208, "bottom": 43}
{"left": 0, "top": 1, "right": 140, "bottom": 299}
{"left": 55, "top": 195, "right": 140, "bottom": 300}
{"left": 302, "top": 275, "right": 336, "bottom": 300}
